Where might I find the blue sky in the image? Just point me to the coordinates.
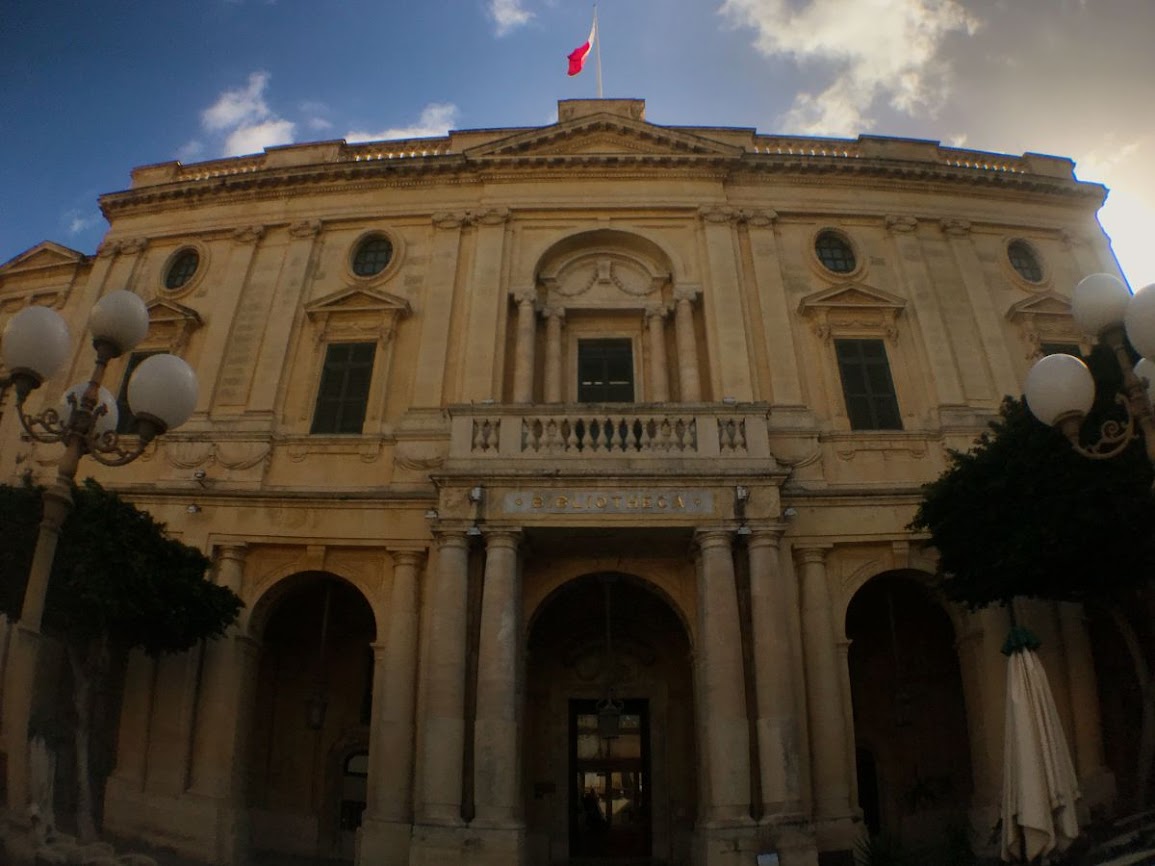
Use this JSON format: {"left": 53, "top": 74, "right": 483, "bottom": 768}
{"left": 3, "top": 0, "right": 1154, "bottom": 288}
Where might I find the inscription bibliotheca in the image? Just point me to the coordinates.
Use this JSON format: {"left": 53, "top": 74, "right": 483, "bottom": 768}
{"left": 502, "top": 490, "right": 714, "bottom": 515}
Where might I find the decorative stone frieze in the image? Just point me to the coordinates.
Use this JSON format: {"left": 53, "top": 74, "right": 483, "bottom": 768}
{"left": 288, "top": 219, "right": 322, "bottom": 238}
{"left": 230, "top": 225, "right": 265, "bottom": 244}
{"left": 885, "top": 215, "right": 918, "bottom": 233}
{"left": 940, "top": 218, "right": 972, "bottom": 236}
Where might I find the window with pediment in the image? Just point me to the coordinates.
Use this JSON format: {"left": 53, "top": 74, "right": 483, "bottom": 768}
{"left": 295, "top": 287, "right": 411, "bottom": 435}
{"left": 111, "top": 298, "right": 204, "bottom": 432}
{"left": 799, "top": 283, "right": 911, "bottom": 430}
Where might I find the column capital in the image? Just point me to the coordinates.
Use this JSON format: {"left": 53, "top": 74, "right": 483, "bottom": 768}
{"left": 289, "top": 219, "right": 323, "bottom": 238}
{"left": 542, "top": 305, "right": 566, "bottom": 322}
{"left": 794, "top": 543, "right": 833, "bottom": 565}
{"left": 674, "top": 284, "right": 701, "bottom": 303}
{"left": 511, "top": 288, "right": 537, "bottom": 306}
{"left": 388, "top": 547, "right": 428, "bottom": 569}
{"left": 214, "top": 542, "right": 249, "bottom": 563}
{"left": 430, "top": 524, "right": 472, "bottom": 548}
{"left": 940, "top": 218, "right": 972, "bottom": 237}
{"left": 644, "top": 302, "right": 668, "bottom": 322}
{"left": 694, "top": 527, "right": 734, "bottom": 551}
{"left": 230, "top": 224, "right": 266, "bottom": 245}
{"left": 746, "top": 524, "right": 787, "bottom": 549}
{"left": 481, "top": 527, "right": 523, "bottom": 549}
{"left": 885, "top": 214, "right": 918, "bottom": 234}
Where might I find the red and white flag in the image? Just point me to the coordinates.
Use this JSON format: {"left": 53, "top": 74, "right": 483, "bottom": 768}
{"left": 567, "top": 15, "right": 597, "bottom": 76}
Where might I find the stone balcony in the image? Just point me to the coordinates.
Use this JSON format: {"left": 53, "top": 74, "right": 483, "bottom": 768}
{"left": 444, "top": 403, "right": 780, "bottom": 478}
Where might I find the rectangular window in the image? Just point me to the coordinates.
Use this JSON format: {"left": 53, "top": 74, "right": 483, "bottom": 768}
{"left": 115, "top": 351, "right": 162, "bottom": 434}
{"left": 1041, "top": 342, "right": 1082, "bottom": 358}
{"left": 835, "top": 338, "right": 902, "bottom": 430}
{"left": 311, "top": 342, "right": 376, "bottom": 434}
{"left": 577, "top": 338, "right": 634, "bottom": 403}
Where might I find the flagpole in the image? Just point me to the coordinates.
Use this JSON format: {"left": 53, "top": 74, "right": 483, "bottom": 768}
{"left": 594, "top": 4, "right": 603, "bottom": 99}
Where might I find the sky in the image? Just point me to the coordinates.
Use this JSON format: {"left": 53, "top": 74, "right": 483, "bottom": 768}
{"left": 2, "top": 0, "right": 1153, "bottom": 288}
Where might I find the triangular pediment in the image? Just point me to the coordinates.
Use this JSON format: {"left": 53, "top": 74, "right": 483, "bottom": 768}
{"left": 305, "top": 287, "right": 412, "bottom": 318}
{"left": 464, "top": 114, "right": 744, "bottom": 161}
{"left": 1006, "top": 292, "right": 1071, "bottom": 319}
{"left": 146, "top": 298, "right": 203, "bottom": 326}
{"left": 0, "top": 241, "right": 88, "bottom": 274}
{"left": 799, "top": 283, "right": 907, "bottom": 314}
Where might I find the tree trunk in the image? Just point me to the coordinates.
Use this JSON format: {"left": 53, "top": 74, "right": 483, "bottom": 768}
{"left": 66, "top": 637, "right": 108, "bottom": 842}
{"left": 1106, "top": 603, "right": 1155, "bottom": 810}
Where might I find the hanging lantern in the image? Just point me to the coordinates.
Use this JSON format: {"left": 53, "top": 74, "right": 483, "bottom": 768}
{"left": 597, "top": 694, "right": 623, "bottom": 739}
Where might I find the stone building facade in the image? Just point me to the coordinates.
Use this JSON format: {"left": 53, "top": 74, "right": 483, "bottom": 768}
{"left": 0, "top": 98, "right": 1124, "bottom": 865}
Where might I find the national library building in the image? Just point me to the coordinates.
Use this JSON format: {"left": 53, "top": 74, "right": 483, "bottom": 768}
{"left": 0, "top": 99, "right": 1132, "bottom": 866}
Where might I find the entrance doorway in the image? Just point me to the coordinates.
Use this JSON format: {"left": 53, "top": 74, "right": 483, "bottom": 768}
{"left": 570, "top": 699, "right": 651, "bottom": 858}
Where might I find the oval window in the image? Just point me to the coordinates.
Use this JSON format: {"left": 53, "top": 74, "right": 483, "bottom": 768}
{"left": 1008, "top": 240, "right": 1043, "bottom": 283}
{"left": 165, "top": 249, "right": 200, "bottom": 290}
{"left": 815, "top": 231, "right": 856, "bottom": 274}
{"left": 351, "top": 235, "right": 393, "bottom": 277}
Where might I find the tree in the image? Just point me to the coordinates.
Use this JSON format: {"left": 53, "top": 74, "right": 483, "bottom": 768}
{"left": 0, "top": 478, "right": 242, "bottom": 840}
{"left": 911, "top": 346, "right": 1155, "bottom": 805}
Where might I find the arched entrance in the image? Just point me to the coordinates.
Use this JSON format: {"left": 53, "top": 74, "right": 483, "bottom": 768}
{"left": 246, "top": 573, "right": 377, "bottom": 862}
{"left": 524, "top": 572, "right": 695, "bottom": 864}
{"left": 846, "top": 572, "right": 973, "bottom": 850}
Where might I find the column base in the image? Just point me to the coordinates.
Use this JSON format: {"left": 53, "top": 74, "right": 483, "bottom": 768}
{"left": 755, "top": 816, "right": 820, "bottom": 866}
{"left": 358, "top": 816, "right": 412, "bottom": 866}
{"left": 693, "top": 821, "right": 760, "bottom": 866}
{"left": 407, "top": 822, "right": 525, "bottom": 866}
{"left": 103, "top": 777, "right": 249, "bottom": 866}
{"left": 810, "top": 813, "right": 860, "bottom": 863}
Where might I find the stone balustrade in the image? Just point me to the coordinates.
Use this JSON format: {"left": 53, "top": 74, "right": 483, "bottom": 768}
{"left": 449, "top": 404, "right": 772, "bottom": 464}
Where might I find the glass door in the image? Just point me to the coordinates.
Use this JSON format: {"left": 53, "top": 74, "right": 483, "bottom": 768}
{"left": 570, "top": 699, "right": 651, "bottom": 858}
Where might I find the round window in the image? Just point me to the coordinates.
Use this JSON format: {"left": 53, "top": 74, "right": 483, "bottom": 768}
{"left": 1008, "top": 240, "right": 1043, "bottom": 283}
{"left": 165, "top": 249, "right": 200, "bottom": 290}
{"left": 351, "top": 235, "right": 394, "bottom": 278}
{"left": 815, "top": 231, "right": 856, "bottom": 274}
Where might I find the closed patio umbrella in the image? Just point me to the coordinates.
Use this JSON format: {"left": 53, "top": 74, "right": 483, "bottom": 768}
{"left": 1001, "top": 625, "right": 1081, "bottom": 862}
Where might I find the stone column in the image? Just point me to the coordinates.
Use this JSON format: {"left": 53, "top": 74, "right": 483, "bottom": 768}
{"left": 186, "top": 543, "right": 259, "bottom": 864}
{"left": 511, "top": 290, "right": 537, "bottom": 403}
{"left": 544, "top": 307, "right": 565, "bottom": 403}
{"left": 414, "top": 529, "right": 471, "bottom": 826}
{"left": 747, "top": 527, "right": 802, "bottom": 816}
{"left": 795, "top": 546, "right": 852, "bottom": 820}
{"left": 694, "top": 529, "right": 751, "bottom": 825}
{"left": 1057, "top": 602, "right": 1114, "bottom": 809}
{"left": 360, "top": 549, "right": 426, "bottom": 866}
{"left": 674, "top": 287, "right": 702, "bottom": 402}
{"left": 189, "top": 544, "right": 248, "bottom": 793}
{"left": 645, "top": 304, "right": 670, "bottom": 403}
{"left": 473, "top": 530, "right": 525, "bottom": 852}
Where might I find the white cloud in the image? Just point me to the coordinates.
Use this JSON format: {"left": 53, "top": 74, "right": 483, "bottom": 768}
{"left": 176, "top": 140, "right": 206, "bottom": 163}
{"left": 64, "top": 209, "right": 100, "bottom": 235}
{"left": 345, "top": 103, "right": 460, "bottom": 143}
{"left": 202, "top": 71, "right": 273, "bottom": 131}
{"left": 197, "top": 71, "right": 296, "bottom": 157}
{"left": 223, "top": 119, "right": 296, "bottom": 157}
{"left": 489, "top": 0, "right": 533, "bottom": 36}
{"left": 719, "top": 0, "right": 978, "bottom": 135}
{"left": 307, "top": 117, "right": 333, "bottom": 132}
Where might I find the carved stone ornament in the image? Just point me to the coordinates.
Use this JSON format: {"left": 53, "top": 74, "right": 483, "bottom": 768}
{"left": 96, "top": 240, "right": 121, "bottom": 258}
{"left": 1006, "top": 292, "right": 1092, "bottom": 359}
{"left": 231, "top": 225, "right": 266, "bottom": 244}
{"left": 699, "top": 205, "right": 735, "bottom": 224}
{"left": 940, "top": 219, "right": 972, "bottom": 237}
{"left": 543, "top": 253, "right": 666, "bottom": 300}
{"left": 119, "top": 237, "right": 150, "bottom": 255}
{"left": 305, "top": 286, "right": 412, "bottom": 347}
{"left": 143, "top": 299, "right": 204, "bottom": 354}
{"left": 432, "top": 212, "right": 465, "bottom": 229}
{"left": 798, "top": 283, "right": 907, "bottom": 344}
{"left": 289, "top": 220, "right": 322, "bottom": 238}
{"left": 673, "top": 284, "right": 701, "bottom": 304}
{"left": 885, "top": 215, "right": 919, "bottom": 234}
{"left": 511, "top": 287, "right": 538, "bottom": 306}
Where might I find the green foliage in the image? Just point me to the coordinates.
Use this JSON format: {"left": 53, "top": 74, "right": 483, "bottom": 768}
{"left": 911, "top": 346, "right": 1155, "bottom": 608}
{"left": 0, "top": 478, "right": 241, "bottom": 655}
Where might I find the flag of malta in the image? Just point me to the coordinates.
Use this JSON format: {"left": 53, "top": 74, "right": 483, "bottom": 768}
{"left": 567, "top": 18, "right": 597, "bottom": 76}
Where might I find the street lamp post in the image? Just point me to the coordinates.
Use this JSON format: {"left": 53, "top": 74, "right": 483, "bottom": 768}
{"left": 0, "top": 290, "right": 198, "bottom": 821}
{"left": 1025, "top": 273, "right": 1155, "bottom": 471}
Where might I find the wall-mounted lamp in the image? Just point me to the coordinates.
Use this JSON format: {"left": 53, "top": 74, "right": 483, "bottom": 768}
{"left": 186, "top": 503, "right": 202, "bottom": 515}
{"left": 722, "top": 396, "right": 737, "bottom": 405}
{"left": 424, "top": 508, "right": 439, "bottom": 520}
{"left": 783, "top": 506, "right": 799, "bottom": 519}
{"left": 467, "top": 525, "right": 483, "bottom": 537}
{"left": 468, "top": 486, "right": 484, "bottom": 504}
{"left": 735, "top": 485, "right": 749, "bottom": 502}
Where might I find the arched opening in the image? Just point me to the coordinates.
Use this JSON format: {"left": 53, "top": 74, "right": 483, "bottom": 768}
{"left": 524, "top": 572, "right": 695, "bottom": 864}
{"left": 845, "top": 572, "right": 973, "bottom": 850}
{"left": 246, "top": 573, "right": 376, "bottom": 863}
